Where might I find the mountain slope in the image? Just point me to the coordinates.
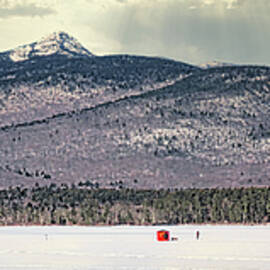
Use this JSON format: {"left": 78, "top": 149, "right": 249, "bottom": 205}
{"left": 1, "top": 65, "right": 269, "bottom": 189}
{"left": 0, "top": 34, "right": 198, "bottom": 126}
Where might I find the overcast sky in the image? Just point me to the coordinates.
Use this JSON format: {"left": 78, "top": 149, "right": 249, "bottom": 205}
{"left": 0, "top": 0, "right": 270, "bottom": 66}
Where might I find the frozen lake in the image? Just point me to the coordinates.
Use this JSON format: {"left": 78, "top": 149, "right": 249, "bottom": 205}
{"left": 0, "top": 225, "right": 270, "bottom": 270}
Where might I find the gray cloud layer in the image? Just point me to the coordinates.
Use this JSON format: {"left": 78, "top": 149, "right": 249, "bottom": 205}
{"left": 0, "top": 2, "right": 55, "bottom": 18}
{"left": 91, "top": 0, "right": 270, "bottom": 65}
{"left": 0, "top": 0, "right": 270, "bottom": 66}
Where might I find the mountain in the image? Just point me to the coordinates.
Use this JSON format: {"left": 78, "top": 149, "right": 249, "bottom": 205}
{"left": 0, "top": 32, "right": 94, "bottom": 63}
{"left": 200, "top": 61, "right": 236, "bottom": 69}
{"left": 0, "top": 33, "right": 269, "bottom": 189}
{"left": 0, "top": 33, "right": 198, "bottom": 127}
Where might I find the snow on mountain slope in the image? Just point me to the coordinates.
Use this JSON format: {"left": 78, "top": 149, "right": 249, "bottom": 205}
{"left": 8, "top": 32, "right": 94, "bottom": 62}
{"left": 200, "top": 61, "right": 236, "bottom": 69}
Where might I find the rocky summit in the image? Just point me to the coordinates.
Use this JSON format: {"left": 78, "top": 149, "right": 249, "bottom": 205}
{"left": 0, "top": 33, "right": 269, "bottom": 189}
{"left": 1, "top": 32, "right": 94, "bottom": 63}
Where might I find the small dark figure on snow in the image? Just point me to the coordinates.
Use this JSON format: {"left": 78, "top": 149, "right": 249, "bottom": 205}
{"left": 196, "top": 230, "right": 200, "bottom": 240}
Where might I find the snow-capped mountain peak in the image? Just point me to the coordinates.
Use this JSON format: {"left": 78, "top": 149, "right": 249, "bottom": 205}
{"left": 199, "top": 61, "right": 236, "bottom": 69}
{"left": 8, "top": 31, "right": 94, "bottom": 62}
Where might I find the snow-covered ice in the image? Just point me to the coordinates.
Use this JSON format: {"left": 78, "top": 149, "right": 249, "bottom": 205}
{"left": 0, "top": 225, "right": 269, "bottom": 270}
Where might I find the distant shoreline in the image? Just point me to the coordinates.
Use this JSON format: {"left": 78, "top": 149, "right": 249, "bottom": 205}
{"left": 0, "top": 222, "right": 269, "bottom": 227}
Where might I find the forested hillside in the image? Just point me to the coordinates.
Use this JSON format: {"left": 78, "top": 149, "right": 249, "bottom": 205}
{"left": 0, "top": 185, "right": 269, "bottom": 225}
{"left": 0, "top": 65, "right": 269, "bottom": 189}
{"left": 0, "top": 54, "right": 197, "bottom": 126}
{"left": 0, "top": 33, "right": 269, "bottom": 190}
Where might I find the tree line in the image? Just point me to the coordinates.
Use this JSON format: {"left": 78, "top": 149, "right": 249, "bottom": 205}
{"left": 0, "top": 183, "right": 269, "bottom": 225}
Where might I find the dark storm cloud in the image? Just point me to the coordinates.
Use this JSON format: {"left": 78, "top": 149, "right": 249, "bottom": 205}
{"left": 97, "top": 0, "right": 270, "bottom": 65}
{"left": 0, "top": 2, "right": 56, "bottom": 18}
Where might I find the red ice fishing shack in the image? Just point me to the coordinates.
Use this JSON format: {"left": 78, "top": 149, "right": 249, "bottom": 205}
{"left": 157, "top": 230, "right": 170, "bottom": 241}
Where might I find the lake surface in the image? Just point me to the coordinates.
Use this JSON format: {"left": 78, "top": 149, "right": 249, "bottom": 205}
{"left": 0, "top": 225, "right": 269, "bottom": 270}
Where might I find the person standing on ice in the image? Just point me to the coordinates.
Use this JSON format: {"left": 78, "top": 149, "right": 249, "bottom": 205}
{"left": 196, "top": 230, "right": 200, "bottom": 240}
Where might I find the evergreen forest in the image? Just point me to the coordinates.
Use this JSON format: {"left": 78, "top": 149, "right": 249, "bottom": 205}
{"left": 0, "top": 183, "right": 269, "bottom": 226}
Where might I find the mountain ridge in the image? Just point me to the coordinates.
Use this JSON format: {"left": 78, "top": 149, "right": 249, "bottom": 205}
{"left": 0, "top": 51, "right": 198, "bottom": 127}
{"left": 0, "top": 33, "right": 269, "bottom": 189}
{"left": 1, "top": 65, "right": 269, "bottom": 189}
